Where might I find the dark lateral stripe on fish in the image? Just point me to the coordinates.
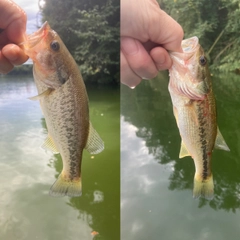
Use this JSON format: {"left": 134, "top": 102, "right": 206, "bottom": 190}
{"left": 197, "top": 101, "right": 209, "bottom": 180}
{"left": 70, "top": 160, "right": 78, "bottom": 178}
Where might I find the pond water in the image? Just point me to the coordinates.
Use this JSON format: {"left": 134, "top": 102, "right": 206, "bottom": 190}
{"left": 0, "top": 75, "right": 120, "bottom": 240}
{"left": 121, "top": 71, "right": 240, "bottom": 240}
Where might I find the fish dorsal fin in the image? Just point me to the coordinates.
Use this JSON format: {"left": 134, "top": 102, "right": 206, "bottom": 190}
{"left": 179, "top": 141, "right": 191, "bottom": 158}
{"left": 214, "top": 128, "right": 230, "bottom": 151}
{"left": 85, "top": 122, "right": 104, "bottom": 154}
{"left": 41, "top": 135, "right": 59, "bottom": 154}
{"left": 29, "top": 88, "right": 52, "bottom": 101}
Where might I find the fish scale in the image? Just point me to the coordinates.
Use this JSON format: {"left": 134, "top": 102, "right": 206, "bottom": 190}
{"left": 43, "top": 76, "right": 89, "bottom": 179}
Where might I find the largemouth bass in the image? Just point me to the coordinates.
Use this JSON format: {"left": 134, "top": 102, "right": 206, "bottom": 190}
{"left": 22, "top": 22, "right": 104, "bottom": 197}
{"left": 169, "top": 36, "right": 229, "bottom": 200}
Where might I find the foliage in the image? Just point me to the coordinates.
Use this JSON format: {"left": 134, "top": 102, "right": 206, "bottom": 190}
{"left": 159, "top": 0, "right": 240, "bottom": 72}
{"left": 2, "top": 64, "right": 32, "bottom": 76}
{"left": 40, "top": 0, "right": 119, "bottom": 84}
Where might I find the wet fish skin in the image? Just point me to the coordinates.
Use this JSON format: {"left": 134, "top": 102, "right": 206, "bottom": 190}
{"left": 169, "top": 36, "right": 229, "bottom": 200}
{"left": 22, "top": 22, "right": 104, "bottom": 197}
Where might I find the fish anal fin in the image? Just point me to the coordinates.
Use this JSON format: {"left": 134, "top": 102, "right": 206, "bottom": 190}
{"left": 85, "top": 122, "right": 104, "bottom": 154}
{"left": 29, "top": 88, "right": 52, "bottom": 101}
{"left": 41, "top": 135, "right": 59, "bottom": 154}
{"left": 179, "top": 141, "right": 191, "bottom": 158}
{"left": 49, "top": 173, "right": 82, "bottom": 197}
{"left": 193, "top": 174, "right": 214, "bottom": 200}
{"left": 214, "top": 127, "right": 230, "bottom": 152}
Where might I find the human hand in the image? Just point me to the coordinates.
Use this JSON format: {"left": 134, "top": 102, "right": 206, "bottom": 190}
{"left": 121, "top": 0, "right": 184, "bottom": 88}
{"left": 0, "top": 0, "right": 28, "bottom": 74}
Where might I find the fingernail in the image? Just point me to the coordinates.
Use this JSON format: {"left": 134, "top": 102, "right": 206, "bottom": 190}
{"left": 121, "top": 37, "right": 139, "bottom": 55}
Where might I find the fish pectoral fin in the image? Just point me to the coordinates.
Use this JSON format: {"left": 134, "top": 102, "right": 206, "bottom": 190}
{"left": 28, "top": 88, "right": 53, "bottom": 101}
{"left": 214, "top": 127, "right": 230, "bottom": 151}
{"left": 85, "top": 122, "right": 104, "bottom": 154}
{"left": 41, "top": 135, "right": 59, "bottom": 154}
{"left": 179, "top": 141, "right": 191, "bottom": 158}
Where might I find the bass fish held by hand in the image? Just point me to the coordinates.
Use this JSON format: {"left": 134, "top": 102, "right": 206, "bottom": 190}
{"left": 169, "top": 36, "right": 229, "bottom": 200}
{"left": 22, "top": 22, "right": 104, "bottom": 197}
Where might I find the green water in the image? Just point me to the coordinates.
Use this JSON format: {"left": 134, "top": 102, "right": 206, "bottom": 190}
{"left": 121, "top": 71, "right": 240, "bottom": 240}
{"left": 0, "top": 75, "right": 120, "bottom": 240}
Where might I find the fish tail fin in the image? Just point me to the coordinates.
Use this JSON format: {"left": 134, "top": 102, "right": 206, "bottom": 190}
{"left": 193, "top": 174, "right": 214, "bottom": 200}
{"left": 49, "top": 173, "right": 82, "bottom": 197}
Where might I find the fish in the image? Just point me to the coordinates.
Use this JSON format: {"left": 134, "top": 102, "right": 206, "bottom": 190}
{"left": 168, "top": 36, "right": 229, "bottom": 200}
{"left": 21, "top": 22, "right": 104, "bottom": 197}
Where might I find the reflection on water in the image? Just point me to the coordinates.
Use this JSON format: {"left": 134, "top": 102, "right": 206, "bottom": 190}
{"left": 121, "top": 72, "right": 240, "bottom": 240}
{"left": 0, "top": 75, "right": 120, "bottom": 240}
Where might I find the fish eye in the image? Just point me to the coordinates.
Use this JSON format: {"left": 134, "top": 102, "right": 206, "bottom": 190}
{"left": 199, "top": 56, "right": 207, "bottom": 66}
{"left": 50, "top": 41, "right": 60, "bottom": 51}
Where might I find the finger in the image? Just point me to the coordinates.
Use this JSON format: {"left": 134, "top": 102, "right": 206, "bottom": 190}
{"left": 2, "top": 44, "right": 28, "bottom": 65}
{"left": 150, "top": 46, "right": 172, "bottom": 71}
{"left": 0, "top": 51, "right": 14, "bottom": 74}
{"left": 121, "top": 37, "right": 158, "bottom": 80}
{"left": 7, "top": 17, "right": 27, "bottom": 43}
{"left": 121, "top": 51, "right": 141, "bottom": 88}
{"left": 0, "top": 0, "right": 27, "bottom": 43}
{"left": 0, "top": 29, "right": 8, "bottom": 46}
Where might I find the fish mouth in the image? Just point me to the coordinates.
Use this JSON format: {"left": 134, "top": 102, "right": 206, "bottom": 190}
{"left": 181, "top": 36, "right": 199, "bottom": 54}
{"left": 170, "top": 36, "right": 200, "bottom": 61}
{"left": 20, "top": 21, "right": 50, "bottom": 50}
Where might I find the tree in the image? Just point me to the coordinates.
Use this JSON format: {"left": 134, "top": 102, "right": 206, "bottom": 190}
{"left": 159, "top": 0, "right": 240, "bottom": 72}
{"left": 41, "top": 0, "right": 119, "bottom": 84}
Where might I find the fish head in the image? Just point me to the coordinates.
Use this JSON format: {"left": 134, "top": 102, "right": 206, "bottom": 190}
{"left": 169, "top": 36, "right": 211, "bottom": 100}
{"left": 21, "top": 22, "right": 72, "bottom": 89}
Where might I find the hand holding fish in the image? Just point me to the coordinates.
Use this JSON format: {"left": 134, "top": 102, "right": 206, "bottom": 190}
{"left": 0, "top": 0, "right": 28, "bottom": 74}
{"left": 121, "top": 0, "right": 184, "bottom": 88}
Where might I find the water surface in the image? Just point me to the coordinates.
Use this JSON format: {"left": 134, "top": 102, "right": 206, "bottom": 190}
{"left": 0, "top": 75, "right": 120, "bottom": 240}
{"left": 121, "top": 71, "right": 240, "bottom": 240}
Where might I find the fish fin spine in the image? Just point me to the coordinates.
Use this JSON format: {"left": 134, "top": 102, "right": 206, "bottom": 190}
{"left": 28, "top": 88, "right": 52, "bottom": 101}
{"left": 49, "top": 173, "right": 82, "bottom": 197}
{"left": 85, "top": 122, "right": 104, "bottom": 154}
{"left": 193, "top": 174, "right": 214, "bottom": 200}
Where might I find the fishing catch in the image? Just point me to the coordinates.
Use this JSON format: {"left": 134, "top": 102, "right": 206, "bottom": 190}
{"left": 168, "top": 36, "right": 229, "bottom": 200}
{"left": 22, "top": 22, "right": 104, "bottom": 197}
